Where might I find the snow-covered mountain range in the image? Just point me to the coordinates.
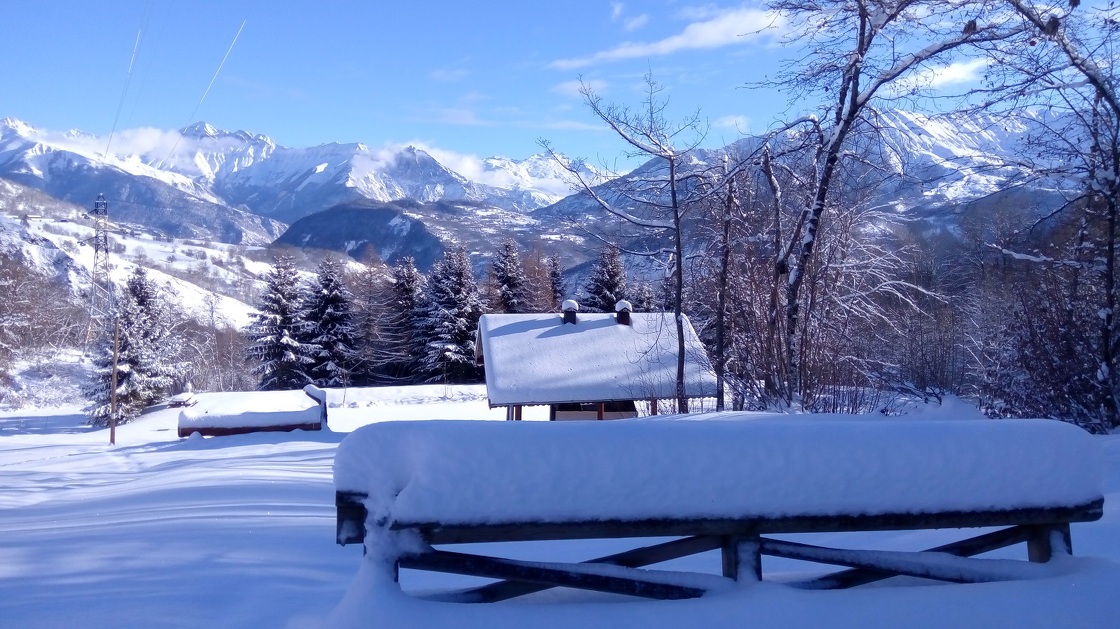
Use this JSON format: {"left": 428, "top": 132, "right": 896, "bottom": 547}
{"left": 0, "top": 117, "right": 595, "bottom": 239}
{"left": 540, "top": 108, "right": 1064, "bottom": 237}
{"left": 0, "top": 109, "right": 1067, "bottom": 274}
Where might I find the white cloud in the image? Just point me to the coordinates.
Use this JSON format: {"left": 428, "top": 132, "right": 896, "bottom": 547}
{"left": 551, "top": 7, "right": 779, "bottom": 70}
{"left": 551, "top": 79, "right": 608, "bottom": 98}
{"left": 927, "top": 59, "right": 988, "bottom": 89}
{"left": 713, "top": 114, "right": 751, "bottom": 132}
{"left": 610, "top": 3, "right": 647, "bottom": 32}
{"left": 624, "top": 14, "right": 650, "bottom": 32}
{"left": 37, "top": 126, "right": 221, "bottom": 168}
{"left": 890, "top": 59, "right": 988, "bottom": 96}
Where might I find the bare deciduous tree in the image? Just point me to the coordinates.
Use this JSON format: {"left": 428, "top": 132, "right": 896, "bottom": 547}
{"left": 971, "top": 0, "right": 1120, "bottom": 428}
{"left": 541, "top": 73, "right": 712, "bottom": 412}
{"left": 759, "top": 0, "right": 1019, "bottom": 404}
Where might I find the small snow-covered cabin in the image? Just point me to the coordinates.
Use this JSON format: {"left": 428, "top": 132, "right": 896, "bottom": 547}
{"left": 475, "top": 300, "right": 717, "bottom": 420}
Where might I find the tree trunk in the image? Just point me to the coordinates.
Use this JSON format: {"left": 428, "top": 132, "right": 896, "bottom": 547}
{"left": 715, "top": 173, "right": 737, "bottom": 412}
{"left": 671, "top": 157, "right": 689, "bottom": 413}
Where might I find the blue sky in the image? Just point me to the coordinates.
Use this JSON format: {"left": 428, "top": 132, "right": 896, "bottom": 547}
{"left": 0, "top": 1, "right": 805, "bottom": 167}
{"left": 2, "top": 0, "right": 1019, "bottom": 174}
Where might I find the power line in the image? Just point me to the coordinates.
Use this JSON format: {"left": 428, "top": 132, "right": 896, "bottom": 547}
{"left": 164, "top": 14, "right": 250, "bottom": 161}
{"left": 104, "top": 2, "right": 154, "bottom": 158}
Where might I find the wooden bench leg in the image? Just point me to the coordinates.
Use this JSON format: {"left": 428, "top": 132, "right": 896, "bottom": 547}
{"left": 1028, "top": 524, "right": 1072, "bottom": 563}
{"left": 335, "top": 491, "right": 369, "bottom": 546}
{"left": 722, "top": 535, "right": 762, "bottom": 582}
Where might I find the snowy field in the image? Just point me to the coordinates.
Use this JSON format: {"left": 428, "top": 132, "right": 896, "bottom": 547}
{"left": 2, "top": 387, "right": 1120, "bottom": 628}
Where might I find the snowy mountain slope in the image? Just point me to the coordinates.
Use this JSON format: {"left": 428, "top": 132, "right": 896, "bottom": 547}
{"left": 274, "top": 200, "right": 447, "bottom": 270}
{"left": 864, "top": 109, "right": 1070, "bottom": 222}
{"left": 0, "top": 119, "right": 286, "bottom": 245}
{"left": 534, "top": 109, "right": 1066, "bottom": 241}
{"left": 0, "top": 117, "right": 584, "bottom": 231}
{"left": 274, "top": 197, "right": 553, "bottom": 272}
{"left": 0, "top": 108, "right": 1077, "bottom": 277}
{"left": 0, "top": 210, "right": 82, "bottom": 289}
{"left": 145, "top": 121, "right": 279, "bottom": 182}
{"left": 478, "top": 153, "right": 600, "bottom": 208}
{"left": 218, "top": 143, "right": 505, "bottom": 224}
{"left": 0, "top": 182, "right": 262, "bottom": 329}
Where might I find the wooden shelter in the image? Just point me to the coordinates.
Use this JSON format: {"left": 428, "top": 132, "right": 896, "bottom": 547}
{"left": 474, "top": 301, "right": 717, "bottom": 420}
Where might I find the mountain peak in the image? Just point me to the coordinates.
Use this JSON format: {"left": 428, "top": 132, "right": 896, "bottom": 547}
{"left": 0, "top": 117, "right": 37, "bottom": 138}
{"left": 179, "top": 121, "right": 222, "bottom": 139}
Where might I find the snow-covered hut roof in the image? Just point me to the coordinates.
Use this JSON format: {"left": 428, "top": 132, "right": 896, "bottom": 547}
{"left": 476, "top": 310, "right": 716, "bottom": 407}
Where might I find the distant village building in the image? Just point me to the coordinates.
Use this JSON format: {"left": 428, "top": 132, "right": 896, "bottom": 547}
{"left": 475, "top": 300, "right": 717, "bottom": 420}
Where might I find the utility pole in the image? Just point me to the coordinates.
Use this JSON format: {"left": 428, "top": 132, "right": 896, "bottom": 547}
{"left": 109, "top": 317, "right": 120, "bottom": 446}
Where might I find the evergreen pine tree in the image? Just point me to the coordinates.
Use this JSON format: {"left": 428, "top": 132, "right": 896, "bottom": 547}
{"left": 582, "top": 246, "right": 626, "bottom": 313}
{"left": 348, "top": 257, "right": 430, "bottom": 384}
{"left": 304, "top": 257, "right": 357, "bottom": 387}
{"left": 84, "top": 268, "right": 179, "bottom": 426}
{"left": 632, "top": 281, "right": 658, "bottom": 312}
{"left": 246, "top": 256, "right": 314, "bottom": 391}
{"left": 419, "top": 247, "right": 484, "bottom": 383}
{"left": 491, "top": 238, "right": 531, "bottom": 314}
{"left": 546, "top": 255, "right": 567, "bottom": 310}
{"left": 387, "top": 257, "right": 430, "bottom": 382}
{"left": 349, "top": 261, "right": 385, "bottom": 385}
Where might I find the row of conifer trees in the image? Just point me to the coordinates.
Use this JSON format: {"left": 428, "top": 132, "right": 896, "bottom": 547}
{"left": 244, "top": 240, "right": 652, "bottom": 391}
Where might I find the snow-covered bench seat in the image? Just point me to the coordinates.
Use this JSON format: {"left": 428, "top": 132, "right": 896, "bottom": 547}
{"left": 333, "top": 417, "right": 1105, "bottom": 602}
{"left": 177, "top": 386, "right": 327, "bottom": 438}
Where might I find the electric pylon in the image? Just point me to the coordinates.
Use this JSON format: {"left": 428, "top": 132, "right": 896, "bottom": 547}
{"left": 85, "top": 193, "right": 114, "bottom": 343}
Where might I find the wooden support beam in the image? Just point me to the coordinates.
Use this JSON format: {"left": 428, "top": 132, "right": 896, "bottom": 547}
{"left": 597, "top": 403, "right": 605, "bottom": 420}
{"left": 650, "top": 398, "right": 658, "bottom": 416}
{"left": 399, "top": 549, "right": 706, "bottom": 600}
{"left": 796, "top": 524, "right": 1037, "bottom": 590}
{"left": 435, "top": 535, "right": 723, "bottom": 603}
{"left": 759, "top": 536, "right": 1050, "bottom": 585}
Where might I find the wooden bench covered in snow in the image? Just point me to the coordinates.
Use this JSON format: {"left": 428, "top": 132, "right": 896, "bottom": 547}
{"left": 333, "top": 417, "right": 1104, "bottom": 602}
{"left": 177, "top": 386, "right": 327, "bottom": 438}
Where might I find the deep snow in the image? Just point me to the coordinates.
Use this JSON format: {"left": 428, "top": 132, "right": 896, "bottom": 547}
{"left": 2, "top": 387, "right": 1120, "bottom": 628}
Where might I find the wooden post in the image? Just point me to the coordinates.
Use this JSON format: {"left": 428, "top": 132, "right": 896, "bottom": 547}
{"left": 650, "top": 398, "right": 658, "bottom": 416}
{"left": 1028, "top": 524, "right": 1071, "bottom": 563}
{"left": 597, "top": 403, "right": 605, "bottom": 420}
{"left": 722, "top": 535, "right": 761, "bottom": 582}
{"left": 514, "top": 405, "right": 523, "bottom": 421}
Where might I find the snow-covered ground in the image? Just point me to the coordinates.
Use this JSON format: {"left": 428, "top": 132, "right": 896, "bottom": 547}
{"left": 2, "top": 387, "right": 1120, "bottom": 628}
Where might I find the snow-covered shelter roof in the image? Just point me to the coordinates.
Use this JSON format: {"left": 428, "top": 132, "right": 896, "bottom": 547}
{"left": 476, "top": 311, "right": 717, "bottom": 407}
